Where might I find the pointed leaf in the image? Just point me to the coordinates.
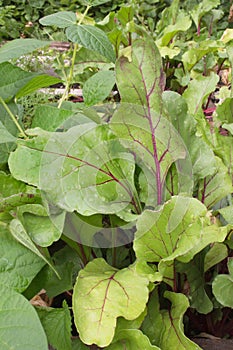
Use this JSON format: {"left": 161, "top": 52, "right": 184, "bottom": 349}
{"left": 0, "top": 224, "right": 45, "bottom": 292}
{"left": 83, "top": 70, "right": 115, "bottom": 106}
{"left": 80, "top": 0, "right": 112, "bottom": 6}
{"left": 0, "top": 39, "right": 50, "bottom": 63}
{"left": 196, "top": 157, "right": 233, "bottom": 208}
{"left": 107, "top": 329, "right": 160, "bottom": 350}
{"left": 39, "top": 11, "right": 77, "bottom": 28}
{"left": 66, "top": 25, "right": 116, "bottom": 62}
{"left": 9, "top": 218, "right": 60, "bottom": 278}
{"left": 190, "top": 0, "right": 220, "bottom": 29}
{"left": 36, "top": 301, "right": 72, "bottom": 350}
{"left": 72, "top": 258, "right": 149, "bottom": 347}
{"left": 16, "top": 74, "right": 62, "bottom": 98}
{"left": 0, "top": 284, "right": 48, "bottom": 350}
{"left": 75, "top": 47, "right": 114, "bottom": 73}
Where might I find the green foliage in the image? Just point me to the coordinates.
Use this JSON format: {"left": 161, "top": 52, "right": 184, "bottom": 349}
{"left": 1, "top": 0, "right": 233, "bottom": 349}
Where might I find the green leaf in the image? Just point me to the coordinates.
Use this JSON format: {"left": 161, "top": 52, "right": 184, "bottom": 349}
{"left": 0, "top": 284, "right": 48, "bottom": 350}
{"left": 215, "top": 98, "right": 233, "bottom": 124}
{"left": 116, "top": 36, "right": 165, "bottom": 113}
{"left": 204, "top": 243, "right": 228, "bottom": 272}
{"left": 107, "top": 329, "right": 160, "bottom": 350}
{"left": 163, "top": 91, "right": 216, "bottom": 181}
{"left": 36, "top": 301, "right": 72, "bottom": 350}
{"left": 31, "top": 105, "right": 74, "bottom": 131}
{"left": 9, "top": 125, "right": 139, "bottom": 216}
{"left": 0, "top": 120, "right": 16, "bottom": 143}
{"left": 0, "top": 39, "right": 50, "bottom": 63}
{"left": 196, "top": 157, "right": 233, "bottom": 208}
{"left": 73, "top": 258, "right": 149, "bottom": 347}
{"left": 222, "top": 123, "right": 233, "bottom": 135}
{"left": 79, "top": 0, "right": 111, "bottom": 6}
{"left": 66, "top": 25, "right": 116, "bottom": 62}
{"left": 9, "top": 218, "right": 60, "bottom": 278}
{"left": 0, "top": 62, "right": 37, "bottom": 100}
{"left": 142, "top": 289, "right": 201, "bottom": 349}
{"left": 16, "top": 75, "right": 62, "bottom": 98}
{"left": 83, "top": 70, "right": 115, "bottom": 106}
{"left": 0, "top": 171, "right": 40, "bottom": 213}
{"left": 24, "top": 245, "right": 81, "bottom": 299}
{"left": 72, "top": 338, "right": 89, "bottom": 350}
{"left": 0, "top": 102, "right": 18, "bottom": 164}
{"left": 75, "top": 47, "right": 114, "bottom": 73}
{"left": 134, "top": 196, "right": 228, "bottom": 286}
{"left": 218, "top": 206, "right": 233, "bottom": 224}
{"left": 39, "top": 11, "right": 77, "bottom": 28}
{"left": 190, "top": 0, "right": 220, "bottom": 29}
{"left": 177, "top": 256, "right": 213, "bottom": 314}
{"left": 212, "top": 259, "right": 233, "bottom": 307}
{"left": 182, "top": 72, "right": 219, "bottom": 118}
{"left": 0, "top": 224, "right": 45, "bottom": 292}
{"left": 16, "top": 204, "right": 63, "bottom": 247}
{"left": 157, "top": 12, "right": 191, "bottom": 47}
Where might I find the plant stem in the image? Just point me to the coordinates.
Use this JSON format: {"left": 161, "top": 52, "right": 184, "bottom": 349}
{"left": 0, "top": 96, "right": 27, "bottom": 138}
{"left": 58, "top": 5, "right": 91, "bottom": 108}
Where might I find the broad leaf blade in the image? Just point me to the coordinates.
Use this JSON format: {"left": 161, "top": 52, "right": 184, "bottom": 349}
{"left": 36, "top": 301, "right": 72, "bottom": 350}
{"left": 107, "top": 329, "right": 160, "bottom": 350}
{"left": 73, "top": 258, "right": 149, "bottom": 347}
{"left": 16, "top": 74, "right": 62, "bottom": 98}
{"left": 66, "top": 25, "right": 116, "bottom": 62}
{"left": 39, "top": 11, "right": 77, "bottom": 28}
{"left": 0, "top": 224, "right": 45, "bottom": 292}
{"left": 212, "top": 259, "right": 233, "bottom": 308}
{"left": 83, "top": 70, "right": 115, "bottom": 106}
{"left": 9, "top": 218, "right": 60, "bottom": 278}
{"left": 0, "top": 284, "right": 48, "bottom": 350}
{"left": 0, "top": 39, "right": 50, "bottom": 63}
{"left": 0, "top": 121, "right": 16, "bottom": 143}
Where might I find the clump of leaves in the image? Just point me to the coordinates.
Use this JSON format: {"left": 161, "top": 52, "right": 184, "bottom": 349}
{"left": 0, "top": 1, "right": 233, "bottom": 349}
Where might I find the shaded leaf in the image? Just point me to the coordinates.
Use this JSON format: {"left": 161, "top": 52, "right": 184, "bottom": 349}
{"left": 36, "top": 301, "right": 72, "bottom": 350}
{"left": 72, "top": 258, "right": 149, "bottom": 347}
{"left": 0, "top": 284, "right": 48, "bottom": 350}
{"left": 0, "top": 121, "right": 16, "bottom": 143}
{"left": 66, "top": 25, "right": 116, "bottom": 62}
{"left": 204, "top": 243, "right": 228, "bottom": 272}
{"left": 75, "top": 47, "right": 114, "bottom": 73}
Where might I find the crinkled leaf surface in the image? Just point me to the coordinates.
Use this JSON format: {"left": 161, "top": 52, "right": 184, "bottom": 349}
{"left": 39, "top": 11, "right": 77, "bottom": 28}
{"left": 66, "top": 25, "right": 116, "bottom": 62}
{"left": 83, "top": 70, "right": 115, "bottom": 106}
{"left": 0, "top": 284, "right": 48, "bottom": 350}
{"left": 106, "top": 329, "right": 160, "bottom": 350}
{"left": 9, "top": 125, "right": 139, "bottom": 216}
{"left": 196, "top": 156, "right": 233, "bottom": 208}
{"left": 134, "top": 196, "right": 227, "bottom": 286}
{"left": 36, "top": 301, "right": 72, "bottom": 350}
{"left": 212, "top": 259, "right": 233, "bottom": 308}
{"left": 141, "top": 289, "right": 201, "bottom": 349}
{"left": 0, "top": 224, "right": 45, "bottom": 292}
{"left": 0, "top": 39, "right": 50, "bottom": 63}
{"left": 111, "top": 38, "right": 190, "bottom": 207}
{"left": 72, "top": 258, "right": 149, "bottom": 347}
